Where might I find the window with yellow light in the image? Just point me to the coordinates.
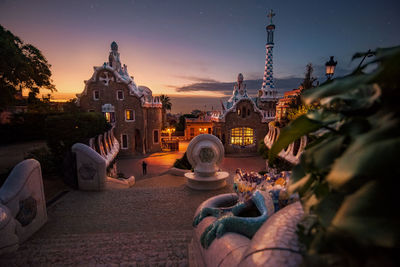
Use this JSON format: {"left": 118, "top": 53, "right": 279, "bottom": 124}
{"left": 230, "top": 127, "right": 254, "bottom": 146}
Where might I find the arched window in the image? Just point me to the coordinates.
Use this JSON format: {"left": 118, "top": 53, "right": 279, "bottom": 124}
{"left": 230, "top": 127, "right": 254, "bottom": 146}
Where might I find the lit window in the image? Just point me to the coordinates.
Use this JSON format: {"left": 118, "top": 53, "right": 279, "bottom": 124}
{"left": 153, "top": 130, "right": 159, "bottom": 144}
{"left": 121, "top": 134, "right": 128, "bottom": 149}
{"left": 190, "top": 128, "right": 194, "bottom": 137}
{"left": 230, "top": 127, "right": 254, "bottom": 146}
{"left": 125, "top": 109, "right": 134, "bottom": 121}
{"left": 93, "top": 90, "right": 99, "bottom": 100}
{"left": 104, "top": 112, "right": 115, "bottom": 123}
{"left": 117, "top": 90, "right": 124, "bottom": 100}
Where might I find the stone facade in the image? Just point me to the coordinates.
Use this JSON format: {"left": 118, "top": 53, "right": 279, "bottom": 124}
{"left": 211, "top": 74, "right": 272, "bottom": 154}
{"left": 221, "top": 99, "right": 268, "bottom": 154}
{"left": 77, "top": 42, "right": 162, "bottom": 156}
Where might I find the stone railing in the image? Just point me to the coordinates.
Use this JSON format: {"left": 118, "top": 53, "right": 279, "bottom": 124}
{"left": 190, "top": 193, "right": 304, "bottom": 266}
{"left": 0, "top": 159, "right": 47, "bottom": 255}
{"left": 72, "top": 127, "right": 134, "bottom": 191}
{"left": 264, "top": 122, "right": 307, "bottom": 165}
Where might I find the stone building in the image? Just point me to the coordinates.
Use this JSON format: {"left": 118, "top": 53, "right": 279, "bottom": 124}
{"left": 210, "top": 11, "right": 279, "bottom": 154}
{"left": 76, "top": 42, "right": 162, "bottom": 155}
{"left": 211, "top": 74, "right": 271, "bottom": 154}
{"left": 184, "top": 115, "right": 213, "bottom": 140}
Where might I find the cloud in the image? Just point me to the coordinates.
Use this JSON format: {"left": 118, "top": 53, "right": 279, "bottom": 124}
{"left": 174, "top": 75, "right": 219, "bottom": 83}
{"left": 173, "top": 77, "right": 303, "bottom": 96}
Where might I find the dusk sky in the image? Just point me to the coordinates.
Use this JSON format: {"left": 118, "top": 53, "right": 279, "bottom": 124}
{"left": 1, "top": 0, "right": 399, "bottom": 113}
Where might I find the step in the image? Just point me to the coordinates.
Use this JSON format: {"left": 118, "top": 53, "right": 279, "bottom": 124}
{"left": 0, "top": 230, "right": 193, "bottom": 266}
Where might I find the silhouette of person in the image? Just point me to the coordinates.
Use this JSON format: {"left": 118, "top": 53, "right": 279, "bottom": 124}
{"left": 142, "top": 160, "right": 147, "bottom": 175}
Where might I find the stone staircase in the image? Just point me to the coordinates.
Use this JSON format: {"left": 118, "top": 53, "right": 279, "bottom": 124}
{"left": 0, "top": 230, "right": 192, "bottom": 266}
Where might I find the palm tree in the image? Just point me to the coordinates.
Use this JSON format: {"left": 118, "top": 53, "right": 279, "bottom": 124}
{"left": 160, "top": 94, "right": 172, "bottom": 128}
{"left": 160, "top": 94, "right": 172, "bottom": 111}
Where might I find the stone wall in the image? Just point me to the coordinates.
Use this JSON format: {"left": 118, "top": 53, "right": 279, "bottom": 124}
{"left": 222, "top": 99, "right": 268, "bottom": 154}
{"left": 144, "top": 107, "right": 162, "bottom": 153}
{"left": 79, "top": 69, "right": 161, "bottom": 155}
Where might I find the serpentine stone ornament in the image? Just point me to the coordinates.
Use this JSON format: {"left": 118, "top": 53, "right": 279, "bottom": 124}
{"left": 193, "top": 169, "right": 296, "bottom": 248}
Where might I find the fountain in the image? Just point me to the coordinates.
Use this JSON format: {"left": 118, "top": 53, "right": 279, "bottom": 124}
{"left": 185, "top": 134, "right": 229, "bottom": 190}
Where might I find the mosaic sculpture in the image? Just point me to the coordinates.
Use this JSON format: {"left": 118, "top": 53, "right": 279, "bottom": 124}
{"left": 193, "top": 168, "right": 295, "bottom": 248}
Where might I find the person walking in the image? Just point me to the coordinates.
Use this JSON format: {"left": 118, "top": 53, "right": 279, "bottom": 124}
{"left": 142, "top": 160, "right": 147, "bottom": 175}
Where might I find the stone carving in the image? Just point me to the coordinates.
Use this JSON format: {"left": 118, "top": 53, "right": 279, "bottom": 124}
{"left": 199, "top": 147, "right": 214, "bottom": 163}
{"left": 78, "top": 163, "right": 97, "bottom": 181}
{"left": 0, "top": 159, "right": 47, "bottom": 255}
{"left": 193, "top": 169, "right": 297, "bottom": 248}
{"left": 15, "top": 197, "right": 37, "bottom": 227}
{"left": 184, "top": 134, "right": 228, "bottom": 190}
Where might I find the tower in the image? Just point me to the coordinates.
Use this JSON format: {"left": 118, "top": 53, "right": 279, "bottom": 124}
{"left": 257, "top": 10, "right": 278, "bottom": 118}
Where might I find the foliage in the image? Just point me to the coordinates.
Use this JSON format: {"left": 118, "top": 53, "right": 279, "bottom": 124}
{"left": 25, "top": 147, "right": 58, "bottom": 178}
{"left": 268, "top": 46, "right": 400, "bottom": 266}
{"left": 0, "top": 112, "right": 55, "bottom": 144}
{"left": 62, "top": 98, "right": 81, "bottom": 113}
{"left": 173, "top": 152, "right": 192, "bottom": 170}
{"left": 160, "top": 94, "right": 172, "bottom": 111}
{"left": 45, "top": 112, "right": 109, "bottom": 165}
{"left": 0, "top": 25, "right": 55, "bottom": 108}
{"left": 286, "top": 104, "right": 317, "bottom": 122}
{"left": 301, "top": 63, "right": 318, "bottom": 90}
{"left": 174, "top": 113, "right": 198, "bottom": 132}
{"left": 257, "top": 140, "right": 269, "bottom": 159}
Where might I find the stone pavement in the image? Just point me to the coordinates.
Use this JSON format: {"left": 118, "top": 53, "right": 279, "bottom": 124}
{"left": 0, "top": 145, "right": 266, "bottom": 266}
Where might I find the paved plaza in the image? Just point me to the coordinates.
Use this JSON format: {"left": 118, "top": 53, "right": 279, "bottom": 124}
{"left": 0, "top": 141, "right": 266, "bottom": 266}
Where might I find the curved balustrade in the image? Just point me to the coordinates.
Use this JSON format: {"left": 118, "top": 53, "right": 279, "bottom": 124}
{"left": 72, "top": 127, "right": 122, "bottom": 191}
{"left": 264, "top": 122, "right": 308, "bottom": 165}
{"left": 0, "top": 159, "right": 47, "bottom": 255}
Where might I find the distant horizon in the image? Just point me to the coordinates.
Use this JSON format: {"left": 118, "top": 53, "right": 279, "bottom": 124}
{"left": 1, "top": 0, "right": 399, "bottom": 105}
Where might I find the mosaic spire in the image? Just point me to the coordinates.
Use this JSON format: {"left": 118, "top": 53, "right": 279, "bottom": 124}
{"left": 260, "top": 10, "right": 277, "bottom": 99}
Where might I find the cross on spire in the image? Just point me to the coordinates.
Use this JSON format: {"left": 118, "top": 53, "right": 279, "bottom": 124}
{"left": 267, "top": 9, "right": 275, "bottom": 24}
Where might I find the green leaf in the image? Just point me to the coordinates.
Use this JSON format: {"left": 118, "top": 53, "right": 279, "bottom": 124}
{"left": 326, "top": 115, "right": 400, "bottom": 190}
{"left": 268, "top": 115, "right": 323, "bottom": 163}
{"left": 314, "top": 191, "right": 345, "bottom": 227}
{"left": 303, "top": 135, "right": 345, "bottom": 173}
{"left": 319, "top": 84, "right": 381, "bottom": 112}
{"left": 331, "top": 180, "right": 400, "bottom": 248}
{"left": 302, "top": 73, "right": 375, "bottom": 105}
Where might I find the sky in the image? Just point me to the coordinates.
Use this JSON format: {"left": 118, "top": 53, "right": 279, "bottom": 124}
{"left": 1, "top": 0, "right": 399, "bottom": 113}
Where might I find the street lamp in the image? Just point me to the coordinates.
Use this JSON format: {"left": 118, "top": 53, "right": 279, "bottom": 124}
{"left": 166, "top": 127, "right": 175, "bottom": 140}
{"left": 325, "top": 56, "right": 337, "bottom": 80}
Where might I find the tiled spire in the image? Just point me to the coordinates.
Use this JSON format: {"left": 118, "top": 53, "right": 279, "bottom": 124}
{"left": 260, "top": 10, "right": 277, "bottom": 99}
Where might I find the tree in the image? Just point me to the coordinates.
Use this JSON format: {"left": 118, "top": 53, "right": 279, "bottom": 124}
{"left": 160, "top": 94, "right": 172, "bottom": 111}
{"left": 160, "top": 94, "right": 172, "bottom": 128}
{"left": 0, "top": 25, "right": 55, "bottom": 108}
{"left": 301, "top": 63, "right": 318, "bottom": 90}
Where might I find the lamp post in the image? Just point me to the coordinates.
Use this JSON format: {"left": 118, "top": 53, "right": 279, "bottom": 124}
{"left": 325, "top": 56, "right": 337, "bottom": 80}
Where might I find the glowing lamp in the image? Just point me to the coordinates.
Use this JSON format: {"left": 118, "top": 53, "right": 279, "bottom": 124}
{"left": 325, "top": 56, "right": 337, "bottom": 80}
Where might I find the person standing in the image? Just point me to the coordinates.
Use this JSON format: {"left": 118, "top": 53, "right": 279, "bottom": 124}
{"left": 142, "top": 160, "right": 147, "bottom": 175}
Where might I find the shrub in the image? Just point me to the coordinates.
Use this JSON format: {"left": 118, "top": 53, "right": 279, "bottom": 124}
{"left": 173, "top": 152, "right": 192, "bottom": 170}
{"left": 0, "top": 112, "right": 58, "bottom": 144}
{"left": 269, "top": 46, "right": 400, "bottom": 266}
{"left": 45, "top": 112, "right": 109, "bottom": 164}
{"left": 257, "top": 140, "right": 269, "bottom": 159}
{"left": 25, "top": 147, "right": 58, "bottom": 178}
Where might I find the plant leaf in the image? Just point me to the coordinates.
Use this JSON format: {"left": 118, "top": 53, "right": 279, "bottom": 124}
{"left": 331, "top": 180, "right": 400, "bottom": 248}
